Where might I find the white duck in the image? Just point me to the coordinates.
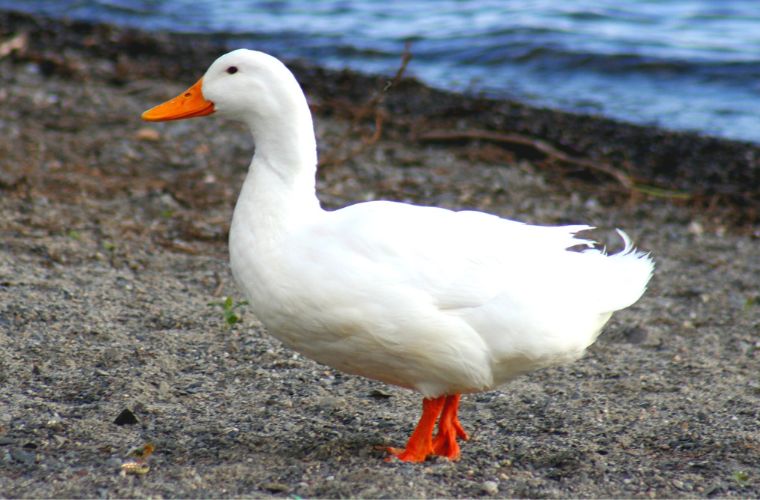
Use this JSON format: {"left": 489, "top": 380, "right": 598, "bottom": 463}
{"left": 142, "top": 49, "right": 654, "bottom": 463}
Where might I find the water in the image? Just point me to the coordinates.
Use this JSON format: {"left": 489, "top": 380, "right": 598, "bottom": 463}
{"left": 5, "top": 0, "right": 760, "bottom": 143}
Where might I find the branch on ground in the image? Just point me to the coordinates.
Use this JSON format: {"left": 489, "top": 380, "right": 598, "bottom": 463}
{"left": 318, "top": 43, "right": 412, "bottom": 169}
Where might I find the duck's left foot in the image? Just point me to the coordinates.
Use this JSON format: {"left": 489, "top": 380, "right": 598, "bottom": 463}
{"left": 385, "top": 445, "right": 428, "bottom": 463}
{"left": 384, "top": 396, "right": 445, "bottom": 462}
{"left": 385, "top": 394, "right": 468, "bottom": 463}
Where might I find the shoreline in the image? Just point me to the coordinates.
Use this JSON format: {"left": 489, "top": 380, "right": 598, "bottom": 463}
{"left": 2, "top": 9, "right": 758, "bottom": 217}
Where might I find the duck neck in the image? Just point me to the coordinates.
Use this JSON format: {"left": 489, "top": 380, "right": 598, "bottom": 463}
{"left": 233, "top": 106, "right": 321, "bottom": 237}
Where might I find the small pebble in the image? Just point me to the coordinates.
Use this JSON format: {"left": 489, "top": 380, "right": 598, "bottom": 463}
{"left": 113, "top": 408, "right": 138, "bottom": 426}
{"left": 687, "top": 220, "right": 704, "bottom": 236}
{"left": 120, "top": 461, "right": 150, "bottom": 475}
{"left": 135, "top": 127, "right": 161, "bottom": 141}
{"left": 481, "top": 480, "right": 499, "bottom": 495}
{"left": 623, "top": 326, "right": 648, "bottom": 344}
{"left": 11, "top": 448, "right": 36, "bottom": 465}
{"left": 261, "top": 481, "right": 289, "bottom": 493}
{"left": 46, "top": 419, "right": 64, "bottom": 431}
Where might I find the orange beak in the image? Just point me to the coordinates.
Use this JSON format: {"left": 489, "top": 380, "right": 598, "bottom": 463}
{"left": 141, "top": 78, "right": 215, "bottom": 121}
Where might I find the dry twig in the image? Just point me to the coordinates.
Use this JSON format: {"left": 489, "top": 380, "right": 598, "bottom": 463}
{"left": 417, "top": 128, "right": 635, "bottom": 189}
{"left": 318, "top": 43, "right": 412, "bottom": 168}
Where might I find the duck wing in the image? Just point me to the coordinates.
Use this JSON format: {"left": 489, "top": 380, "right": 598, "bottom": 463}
{"left": 270, "top": 200, "right": 653, "bottom": 391}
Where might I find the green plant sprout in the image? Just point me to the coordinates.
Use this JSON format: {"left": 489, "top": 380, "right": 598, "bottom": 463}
{"left": 733, "top": 470, "right": 750, "bottom": 486}
{"left": 209, "top": 296, "right": 249, "bottom": 327}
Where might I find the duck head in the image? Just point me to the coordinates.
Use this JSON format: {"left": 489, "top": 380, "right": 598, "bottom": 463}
{"left": 141, "top": 48, "right": 309, "bottom": 128}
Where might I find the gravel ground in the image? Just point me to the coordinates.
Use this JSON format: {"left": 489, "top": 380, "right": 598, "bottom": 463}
{"left": 1, "top": 14, "right": 759, "bottom": 498}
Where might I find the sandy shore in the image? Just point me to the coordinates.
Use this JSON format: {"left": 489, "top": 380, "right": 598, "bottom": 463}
{"left": 1, "top": 10, "right": 758, "bottom": 498}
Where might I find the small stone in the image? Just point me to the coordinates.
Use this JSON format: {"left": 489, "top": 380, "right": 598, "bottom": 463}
{"left": 113, "top": 408, "right": 138, "bottom": 426}
{"left": 687, "top": 221, "right": 704, "bottom": 236}
{"left": 316, "top": 396, "right": 341, "bottom": 410}
{"left": 369, "top": 389, "right": 392, "bottom": 399}
{"left": 10, "top": 447, "right": 35, "bottom": 465}
{"left": 46, "top": 419, "right": 64, "bottom": 431}
{"left": 623, "top": 326, "right": 648, "bottom": 344}
{"left": 135, "top": 127, "right": 161, "bottom": 141}
{"left": 158, "top": 380, "right": 172, "bottom": 397}
{"left": 261, "top": 482, "right": 290, "bottom": 493}
{"left": 121, "top": 461, "right": 150, "bottom": 475}
{"left": 481, "top": 480, "right": 499, "bottom": 495}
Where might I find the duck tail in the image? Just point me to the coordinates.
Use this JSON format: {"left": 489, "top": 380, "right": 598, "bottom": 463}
{"left": 600, "top": 229, "right": 655, "bottom": 311}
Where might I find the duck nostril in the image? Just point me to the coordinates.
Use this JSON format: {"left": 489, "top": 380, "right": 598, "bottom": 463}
{"left": 184, "top": 92, "right": 191, "bottom": 98}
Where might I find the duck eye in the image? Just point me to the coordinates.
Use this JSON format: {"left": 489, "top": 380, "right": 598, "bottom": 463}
{"left": 226, "top": 66, "right": 238, "bottom": 75}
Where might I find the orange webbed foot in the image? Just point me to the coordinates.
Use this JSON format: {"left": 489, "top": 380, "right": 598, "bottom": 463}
{"left": 386, "top": 394, "right": 469, "bottom": 463}
{"left": 385, "top": 446, "right": 430, "bottom": 463}
{"left": 385, "top": 396, "right": 445, "bottom": 462}
{"left": 432, "top": 394, "right": 468, "bottom": 460}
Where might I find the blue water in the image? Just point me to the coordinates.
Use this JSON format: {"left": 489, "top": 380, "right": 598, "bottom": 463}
{"left": 5, "top": 0, "right": 760, "bottom": 143}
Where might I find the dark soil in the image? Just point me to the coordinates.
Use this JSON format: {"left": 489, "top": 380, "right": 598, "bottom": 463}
{"left": 1, "top": 10, "right": 758, "bottom": 498}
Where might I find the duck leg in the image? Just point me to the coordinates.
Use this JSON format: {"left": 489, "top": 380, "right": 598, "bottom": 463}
{"left": 386, "top": 396, "right": 446, "bottom": 462}
{"left": 432, "top": 394, "right": 468, "bottom": 460}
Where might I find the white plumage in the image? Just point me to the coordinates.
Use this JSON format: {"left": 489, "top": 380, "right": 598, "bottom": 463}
{"left": 143, "top": 49, "right": 654, "bottom": 462}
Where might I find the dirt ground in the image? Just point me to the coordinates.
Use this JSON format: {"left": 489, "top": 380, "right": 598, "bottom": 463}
{"left": 1, "top": 12, "right": 759, "bottom": 499}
